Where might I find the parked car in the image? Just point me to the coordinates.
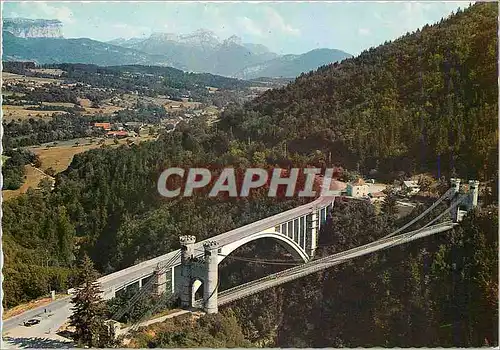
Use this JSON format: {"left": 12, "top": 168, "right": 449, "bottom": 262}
{"left": 23, "top": 318, "right": 41, "bottom": 327}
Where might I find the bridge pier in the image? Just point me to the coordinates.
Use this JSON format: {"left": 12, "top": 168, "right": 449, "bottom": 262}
{"left": 450, "top": 178, "right": 461, "bottom": 198}
{"left": 467, "top": 180, "right": 479, "bottom": 209}
{"left": 153, "top": 267, "right": 167, "bottom": 296}
{"left": 306, "top": 210, "right": 318, "bottom": 257}
{"left": 203, "top": 241, "right": 219, "bottom": 314}
{"left": 451, "top": 179, "right": 479, "bottom": 222}
{"left": 180, "top": 235, "right": 196, "bottom": 308}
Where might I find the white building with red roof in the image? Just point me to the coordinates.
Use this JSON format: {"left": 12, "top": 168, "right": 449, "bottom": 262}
{"left": 347, "top": 178, "right": 369, "bottom": 198}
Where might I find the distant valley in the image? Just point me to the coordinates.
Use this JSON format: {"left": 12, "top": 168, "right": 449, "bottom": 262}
{"left": 2, "top": 18, "right": 352, "bottom": 79}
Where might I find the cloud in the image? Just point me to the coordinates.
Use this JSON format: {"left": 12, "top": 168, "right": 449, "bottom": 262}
{"left": 374, "top": 2, "right": 465, "bottom": 36}
{"left": 263, "top": 7, "right": 300, "bottom": 36}
{"left": 358, "top": 28, "right": 371, "bottom": 36}
{"left": 111, "top": 23, "right": 151, "bottom": 39}
{"left": 20, "top": 2, "right": 75, "bottom": 24}
{"left": 237, "top": 16, "right": 263, "bottom": 37}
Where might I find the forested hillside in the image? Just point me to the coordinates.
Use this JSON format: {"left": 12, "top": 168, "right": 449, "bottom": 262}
{"left": 2, "top": 3, "right": 497, "bottom": 347}
{"left": 222, "top": 3, "right": 497, "bottom": 181}
{"left": 217, "top": 199, "right": 497, "bottom": 347}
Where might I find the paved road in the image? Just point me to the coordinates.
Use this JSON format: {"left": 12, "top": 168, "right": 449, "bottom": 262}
{"left": 2, "top": 297, "right": 73, "bottom": 349}
{"left": 3, "top": 194, "right": 442, "bottom": 343}
{"left": 3, "top": 297, "right": 71, "bottom": 332}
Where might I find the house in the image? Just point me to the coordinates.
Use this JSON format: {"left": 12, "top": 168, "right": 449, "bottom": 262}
{"left": 314, "top": 176, "right": 347, "bottom": 195}
{"left": 403, "top": 180, "right": 420, "bottom": 196}
{"left": 106, "top": 130, "right": 129, "bottom": 139}
{"left": 94, "top": 122, "right": 111, "bottom": 131}
{"left": 170, "top": 104, "right": 181, "bottom": 109}
{"left": 368, "top": 191, "right": 386, "bottom": 203}
{"left": 124, "top": 121, "right": 143, "bottom": 129}
{"left": 347, "top": 178, "right": 369, "bottom": 198}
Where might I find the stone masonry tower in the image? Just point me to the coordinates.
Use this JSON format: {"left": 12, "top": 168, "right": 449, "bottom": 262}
{"left": 203, "top": 241, "right": 219, "bottom": 314}
{"left": 179, "top": 235, "right": 196, "bottom": 308}
{"left": 467, "top": 180, "right": 480, "bottom": 210}
{"left": 450, "top": 178, "right": 461, "bottom": 198}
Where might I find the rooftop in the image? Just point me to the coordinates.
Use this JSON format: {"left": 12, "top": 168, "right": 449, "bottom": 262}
{"left": 350, "top": 178, "right": 366, "bottom": 186}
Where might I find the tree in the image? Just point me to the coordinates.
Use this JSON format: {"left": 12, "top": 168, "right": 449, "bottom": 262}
{"left": 69, "top": 255, "right": 115, "bottom": 348}
{"left": 381, "top": 186, "right": 399, "bottom": 219}
{"left": 38, "top": 178, "right": 53, "bottom": 193}
{"left": 418, "top": 174, "right": 434, "bottom": 194}
{"left": 45, "top": 167, "right": 56, "bottom": 177}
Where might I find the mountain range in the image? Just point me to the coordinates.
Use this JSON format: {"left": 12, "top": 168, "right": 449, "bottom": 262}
{"left": 2, "top": 20, "right": 352, "bottom": 79}
{"left": 109, "top": 30, "right": 352, "bottom": 78}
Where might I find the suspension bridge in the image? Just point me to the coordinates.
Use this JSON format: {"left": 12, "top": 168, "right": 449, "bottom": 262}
{"left": 2, "top": 179, "right": 479, "bottom": 338}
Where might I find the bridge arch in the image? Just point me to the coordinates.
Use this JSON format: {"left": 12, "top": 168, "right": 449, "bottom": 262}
{"left": 217, "top": 230, "right": 309, "bottom": 264}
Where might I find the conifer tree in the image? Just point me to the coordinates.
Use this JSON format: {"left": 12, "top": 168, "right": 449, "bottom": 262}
{"left": 69, "top": 254, "right": 114, "bottom": 348}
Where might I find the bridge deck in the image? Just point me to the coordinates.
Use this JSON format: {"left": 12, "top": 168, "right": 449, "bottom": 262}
{"left": 98, "top": 196, "right": 336, "bottom": 291}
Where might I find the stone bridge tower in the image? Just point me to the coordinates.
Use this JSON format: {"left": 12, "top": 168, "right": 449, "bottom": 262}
{"left": 450, "top": 178, "right": 479, "bottom": 222}
{"left": 178, "top": 236, "right": 219, "bottom": 314}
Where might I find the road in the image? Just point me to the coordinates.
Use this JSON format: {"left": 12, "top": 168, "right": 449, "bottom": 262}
{"left": 2, "top": 297, "right": 73, "bottom": 349}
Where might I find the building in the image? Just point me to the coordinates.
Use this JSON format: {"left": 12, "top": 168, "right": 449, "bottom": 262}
{"left": 107, "top": 130, "right": 129, "bottom": 139}
{"left": 368, "top": 191, "right": 386, "bottom": 203}
{"left": 403, "top": 180, "right": 420, "bottom": 196}
{"left": 94, "top": 122, "right": 111, "bottom": 131}
{"left": 124, "top": 121, "right": 143, "bottom": 129}
{"left": 347, "top": 178, "right": 369, "bottom": 198}
{"left": 314, "top": 176, "right": 347, "bottom": 195}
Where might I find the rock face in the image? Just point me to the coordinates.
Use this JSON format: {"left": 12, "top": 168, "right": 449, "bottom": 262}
{"left": 3, "top": 18, "right": 63, "bottom": 38}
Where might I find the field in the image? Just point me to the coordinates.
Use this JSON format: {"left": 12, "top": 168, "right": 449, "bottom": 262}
{"left": 28, "top": 68, "right": 65, "bottom": 76}
{"left": 77, "top": 97, "right": 125, "bottom": 115}
{"left": 2, "top": 104, "right": 67, "bottom": 121}
{"left": 2, "top": 164, "right": 50, "bottom": 201}
{"left": 2, "top": 136, "right": 156, "bottom": 201}
{"left": 110, "top": 94, "right": 202, "bottom": 111}
{"left": 2, "top": 101, "right": 123, "bottom": 122}
{"left": 2, "top": 72, "right": 62, "bottom": 84}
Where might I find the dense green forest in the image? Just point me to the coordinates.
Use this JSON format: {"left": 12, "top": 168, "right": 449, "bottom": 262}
{"left": 221, "top": 3, "right": 497, "bottom": 182}
{"left": 213, "top": 199, "right": 497, "bottom": 348}
{"left": 2, "top": 3, "right": 497, "bottom": 347}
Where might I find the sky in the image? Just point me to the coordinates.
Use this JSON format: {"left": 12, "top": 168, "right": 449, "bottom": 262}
{"left": 3, "top": 1, "right": 472, "bottom": 55}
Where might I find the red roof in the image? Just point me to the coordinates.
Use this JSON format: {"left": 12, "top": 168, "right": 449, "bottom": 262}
{"left": 94, "top": 122, "right": 111, "bottom": 130}
{"left": 314, "top": 175, "right": 347, "bottom": 191}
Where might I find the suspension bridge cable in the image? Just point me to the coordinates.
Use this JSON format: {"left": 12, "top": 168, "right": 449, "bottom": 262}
{"left": 193, "top": 246, "right": 301, "bottom": 265}
{"left": 277, "top": 197, "right": 466, "bottom": 281}
{"left": 219, "top": 196, "right": 465, "bottom": 298}
{"left": 218, "top": 255, "right": 302, "bottom": 266}
{"left": 111, "top": 251, "right": 181, "bottom": 321}
{"left": 383, "top": 187, "right": 453, "bottom": 238}
{"left": 192, "top": 188, "right": 457, "bottom": 268}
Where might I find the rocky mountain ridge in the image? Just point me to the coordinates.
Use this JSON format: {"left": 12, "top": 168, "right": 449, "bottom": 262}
{"left": 3, "top": 18, "right": 63, "bottom": 38}
{"left": 2, "top": 20, "right": 352, "bottom": 79}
